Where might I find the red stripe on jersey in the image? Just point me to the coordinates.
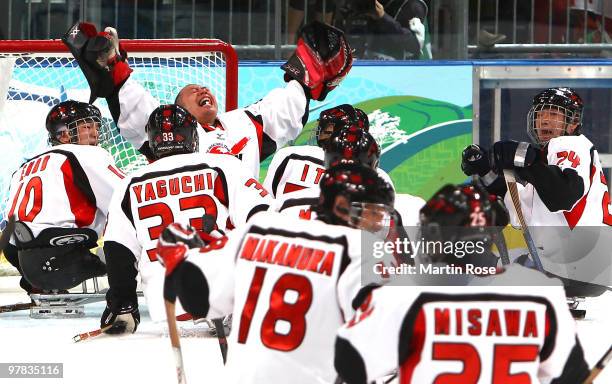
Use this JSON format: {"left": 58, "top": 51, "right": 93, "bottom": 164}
{"left": 7, "top": 183, "right": 23, "bottom": 218}
{"left": 563, "top": 164, "right": 596, "bottom": 229}
{"left": 400, "top": 309, "right": 426, "bottom": 384}
{"left": 61, "top": 159, "right": 96, "bottom": 227}
{"left": 283, "top": 182, "right": 307, "bottom": 194}
{"left": 107, "top": 165, "right": 125, "bottom": 179}
{"left": 248, "top": 113, "right": 264, "bottom": 155}
{"left": 214, "top": 174, "right": 228, "bottom": 208}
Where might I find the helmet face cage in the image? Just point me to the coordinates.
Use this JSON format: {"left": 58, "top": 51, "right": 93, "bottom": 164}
{"left": 317, "top": 164, "right": 394, "bottom": 228}
{"left": 527, "top": 88, "right": 583, "bottom": 146}
{"left": 65, "top": 116, "right": 104, "bottom": 145}
{"left": 527, "top": 103, "right": 582, "bottom": 146}
{"left": 46, "top": 101, "right": 104, "bottom": 146}
{"left": 348, "top": 201, "right": 393, "bottom": 237}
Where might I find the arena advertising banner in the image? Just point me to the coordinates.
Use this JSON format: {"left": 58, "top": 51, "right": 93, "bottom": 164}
{"left": 0, "top": 62, "right": 472, "bottom": 225}
{"left": 243, "top": 63, "right": 473, "bottom": 200}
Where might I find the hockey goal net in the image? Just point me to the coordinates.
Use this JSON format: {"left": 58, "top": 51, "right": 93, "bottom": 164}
{"left": 0, "top": 39, "right": 238, "bottom": 275}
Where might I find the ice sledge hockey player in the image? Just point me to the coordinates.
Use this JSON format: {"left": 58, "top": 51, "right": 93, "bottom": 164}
{"left": 63, "top": 20, "right": 353, "bottom": 178}
{"left": 335, "top": 183, "right": 590, "bottom": 384}
{"left": 101, "top": 104, "right": 272, "bottom": 334}
{"left": 156, "top": 164, "right": 395, "bottom": 383}
{"left": 461, "top": 87, "right": 610, "bottom": 300}
{"left": 4, "top": 101, "right": 122, "bottom": 293}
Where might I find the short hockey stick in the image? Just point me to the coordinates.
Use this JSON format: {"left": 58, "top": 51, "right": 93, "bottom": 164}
{"left": 0, "top": 302, "right": 32, "bottom": 313}
{"left": 583, "top": 344, "right": 612, "bottom": 384}
{"left": 73, "top": 325, "right": 112, "bottom": 342}
{"left": 165, "top": 298, "right": 187, "bottom": 384}
{"left": 492, "top": 230, "right": 511, "bottom": 266}
{"left": 502, "top": 170, "right": 545, "bottom": 272}
{"left": 202, "top": 317, "right": 228, "bottom": 364}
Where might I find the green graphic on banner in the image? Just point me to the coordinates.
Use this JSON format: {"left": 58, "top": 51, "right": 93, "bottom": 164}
{"left": 262, "top": 95, "right": 472, "bottom": 199}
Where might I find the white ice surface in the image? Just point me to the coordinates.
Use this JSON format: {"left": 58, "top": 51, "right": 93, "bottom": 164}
{"left": 1, "top": 277, "right": 610, "bottom": 384}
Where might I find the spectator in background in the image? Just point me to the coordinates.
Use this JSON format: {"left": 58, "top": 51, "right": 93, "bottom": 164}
{"left": 287, "top": 0, "right": 336, "bottom": 43}
{"left": 336, "top": 0, "right": 430, "bottom": 60}
{"left": 535, "top": 0, "right": 612, "bottom": 44}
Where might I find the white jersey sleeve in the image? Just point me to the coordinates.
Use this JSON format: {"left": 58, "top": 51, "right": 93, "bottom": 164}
{"left": 116, "top": 77, "right": 159, "bottom": 149}
{"left": 183, "top": 221, "right": 253, "bottom": 319}
{"left": 74, "top": 146, "right": 126, "bottom": 215}
{"left": 243, "top": 80, "right": 308, "bottom": 150}
{"left": 223, "top": 155, "right": 273, "bottom": 227}
{"left": 103, "top": 176, "right": 143, "bottom": 263}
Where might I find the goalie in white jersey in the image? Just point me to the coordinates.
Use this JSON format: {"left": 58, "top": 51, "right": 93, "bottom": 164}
{"left": 101, "top": 105, "right": 272, "bottom": 334}
{"left": 4, "top": 101, "right": 123, "bottom": 293}
{"left": 155, "top": 163, "right": 395, "bottom": 383}
{"left": 263, "top": 104, "right": 369, "bottom": 198}
{"left": 461, "top": 87, "right": 611, "bottom": 297}
{"left": 335, "top": 183, "right": 590, "bottom": 384}
{"left": 63, "top": 21, "right": 353, "bottom": 178}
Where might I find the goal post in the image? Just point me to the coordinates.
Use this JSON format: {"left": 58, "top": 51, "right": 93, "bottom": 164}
{"left": 0, "top": 39, "right": 238, "bottom": 234}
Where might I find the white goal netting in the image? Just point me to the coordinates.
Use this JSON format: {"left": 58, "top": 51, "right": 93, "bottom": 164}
{"left": 0, "top": 39, "right": 237, "bottom": 233}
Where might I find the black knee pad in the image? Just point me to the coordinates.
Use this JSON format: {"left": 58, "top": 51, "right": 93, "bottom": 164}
{"left": 174, "top": 260, "right": 210, "bottom": 318}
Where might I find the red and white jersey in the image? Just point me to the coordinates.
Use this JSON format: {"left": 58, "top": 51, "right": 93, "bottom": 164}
{"left": 6, "top": 144, "right": 124, "bottom": 243}
{"left": 116, "top": 78, "right": 308, "bottom": 178}
{"left": 336, "top": 265, "right": 585, "bottom": 384}
{"left": 184, "top": 211, "right": 389, "bottom": 384}
{"left": 263, "top": 145, "right": 326, "bottom": 198}
{"left": 264, "top": 144, "right": 395, "bottom": 200}
{"left": 271, "top": 187, "right": 320, "bottom": 219}
{"left": 103, "top": 153, "right": 272, "bottom": 321}
{"left": 505, "top": 134, "right": 610, "bottom": 228}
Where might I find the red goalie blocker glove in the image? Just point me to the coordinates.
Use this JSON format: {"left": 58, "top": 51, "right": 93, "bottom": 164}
{"left": 282, "top": 21, "right": 353, "bottom": 101}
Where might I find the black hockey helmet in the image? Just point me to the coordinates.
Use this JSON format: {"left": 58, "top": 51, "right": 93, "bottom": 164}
{"left": 316, "top": 163, "right": 395, "bottom": 233}
{"left": 315, "top": 104, "right": 369, "bottom": 148}
{"left": 527, "top": 87, "right": 584, "bottom": 146}
{"left": 419, "top": 183, "right": 508, "bottom": 266}
{"left": 45, "top": 100, "right": 103, "bottom": 145}
{"left": 146, "top": 104, "right": 199, "bottom": 159}
{"left": 324, "top": 125, "right": 381, "bottom": 169}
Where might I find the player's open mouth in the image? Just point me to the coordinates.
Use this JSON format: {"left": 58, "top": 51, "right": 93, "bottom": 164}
{"left": 199, "top": 97, "right": 212, "bottom": 107}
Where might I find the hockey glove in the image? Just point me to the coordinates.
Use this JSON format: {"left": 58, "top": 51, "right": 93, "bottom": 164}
{"left": 101, "top": 299, "right": 140, "bottom": 335}
{"left": 461, "top": 144, "right": 492, "bottom": 177}
{"left": 282, "top": 21, "right": 353, "bottom": 101}
{"left": 492, "top": 140, "right": 539, "bottom": 173}
{"left": 62, "top": 22, "right": 132, "bottom": 103}
{"left": 156, "top": 223, "right": 205, "bottom": 277}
